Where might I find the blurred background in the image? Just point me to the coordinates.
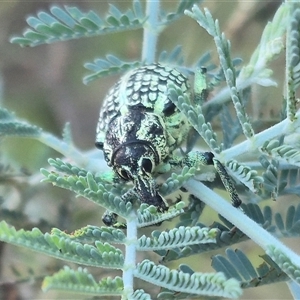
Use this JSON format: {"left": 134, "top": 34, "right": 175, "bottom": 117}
{"left": 0, "top": 1, "right": 290, "bottom": 299}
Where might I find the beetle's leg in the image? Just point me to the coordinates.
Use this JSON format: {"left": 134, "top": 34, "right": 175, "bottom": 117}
{"left": 179, "top": 151, "right": 242, "bottom": 209}
{"left": 212, "top": 158, "right": 242, "bottom": 208}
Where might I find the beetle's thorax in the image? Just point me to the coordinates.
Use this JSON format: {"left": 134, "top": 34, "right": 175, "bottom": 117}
{"left": 103, "top": 106, "right": 169, "bottom": 176}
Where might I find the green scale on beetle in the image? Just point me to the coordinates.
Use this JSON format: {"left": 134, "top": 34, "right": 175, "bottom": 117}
{"left": 95, "top": 63, "right": 241, "bottom": 227}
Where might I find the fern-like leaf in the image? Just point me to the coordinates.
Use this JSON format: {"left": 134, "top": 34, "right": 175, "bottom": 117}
{"left": 11, "top": 4, "right": 146, "bottom": 47}
{"left": 42, "top": 266, "right": 123, "bottom": 295}
{"left": 238, "top": 2, "right": 287, "bottom": 85}
{"left": 83, "top": 56, "right": 141, "bottom": 84}
{"left": 0, "top": 107, "right": 42, "bottom": 137}
{"left": 274, "top": 204, "right": 300, "bottom": 237}
{"left": 226, "top": 159, "right": 264, "bottom": 194}
{"left": 159, "top": 166, "right": 197, "bottom": 196}
{"left": 159, "top": 201, "right": 300, "bottom": 263}
{"left": 138, "top": 226, "right": 217, "bottom": 251}
{"left": 40, "top": 166, "right": 133, "bottom": 220}
{"left": 62, "top": 122, "right": 73, "bottom": 145}
{"left": 135, "top": 259, "right": 242, "bottom": 298}
{"left": 0, "top": 221, "right": 124, "bottom": 268}
{"left": 158, "top": 45, "right": 185, "bottom": 66}
{"left": 130, "top": 289, "right": 152, "bottom": 300}
{"left": 259, "top": 155, "right": 281, "bottom": 199}
{"left": 235, "top": 203, "right": 300, "bottom": 239}
{"left": 278, "top": 168, "right": 300, "bottom": 196}
{"left": 47, "top": 157, "right": 88, "bottom": 176}
{"left": 137, "top": 202, "right": 185, "bottom": 228}
{"left": 185, "top": 6, "right": 255, "bottom": 139}
{"left": 260, "top": 140, "right": 300, "bottom": 166}
{"left": 176, "top": 194, "right": 206, "bottom": 227}
{"left": 212, "top": 248, "right": 289, "bottom": 288}
{"left": 266, "top": 245, "right": 300, "bottom": 284}
{"left": 51, "top": 225, "right": 126, "bottom": 244}
{"left": 168, "top": 83, "right": 221, "bottom": 153}
{"left": 286, "top": 7, "right": 300, "bottom": 120}
{"left": 158, "top": 221, "right": 247, "bottom": 263}
{"left": 160, "top": 0, "right": 203, "bottom": 24}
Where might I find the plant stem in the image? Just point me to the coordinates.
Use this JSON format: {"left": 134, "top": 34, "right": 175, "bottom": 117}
{"left": 141, "top": 0, "right": 160, "bottom": 63}
{"left": 184, "top": 179, "right": 300, "bottom": 281}
{"left": 123, "top": 211, "right": 138, "bottom": 298}
{"left": 222, "top": 112, "right": 300, "bottom": 160}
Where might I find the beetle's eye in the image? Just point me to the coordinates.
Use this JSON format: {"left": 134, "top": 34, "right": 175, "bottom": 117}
{"left": 95, "top": 141, "right": 104, "bottom": 149}
{"left": 141, "top": 158, "right": 153, "bottom": 173}
{"left": 118, "top": 168, "right": 131, "bottom": 181}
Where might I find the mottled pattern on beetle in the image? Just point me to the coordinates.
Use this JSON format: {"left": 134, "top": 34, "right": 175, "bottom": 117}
{"left": 96, "top": 64, "right": 191, "bottom": 148}
{"left": 103, "top": 107, "right": 169, "bottom": 166}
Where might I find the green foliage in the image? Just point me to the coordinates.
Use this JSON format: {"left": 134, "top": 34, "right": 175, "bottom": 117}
{"left": 41, "top": 159, "right": 133, "bottom": 220}
{"left": 83, "top": 56, "right": 141, "bottom": 84}
{"left": 0, "top": 107, "right": 42, "bottom": 137}
{"left": 160, "top": 166, "right": 198, "bottom": 196}
{"left": 138, "top": 226, "right": 217, "bottom": 250}
{"left": 212, "top": 249, "right": 289, "bottom": 288}
{"left": 1, "top": 0, "right": 300, "bottom": 299}
{"left": 0, "top": 220, "right": 124, "bottom": 268}
{"left": 158, "top": 201, "right": 300, "bottom": 263}
{"left": 10, "top": 3, "right": 147, "bottom": 47}
{"left": 137, "top": 202, "right": 185, "bottom": 228}
{"left": 135, "top": 260, "right": 241, "bottom": 299}
{"left": 42, "top": 266, "right": 124, "bottom": 296}
{"left": 51, "top": 225, "right": 127, "bottom": 244}
{"left": 168, "top": 82, "right": 221, "bottom": 153}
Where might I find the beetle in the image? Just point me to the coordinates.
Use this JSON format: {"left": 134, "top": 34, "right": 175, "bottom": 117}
{"left": 95, "top": 63, "right": 241, "bottom": 226}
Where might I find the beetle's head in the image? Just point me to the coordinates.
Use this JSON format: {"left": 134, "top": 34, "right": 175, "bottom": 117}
{"left": 111, "top": 140, "right": 168, "bottom": 210}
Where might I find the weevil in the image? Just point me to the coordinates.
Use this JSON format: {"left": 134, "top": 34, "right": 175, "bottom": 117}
{"left": 95, "top": 63, "right": 241, "bottom": 226}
